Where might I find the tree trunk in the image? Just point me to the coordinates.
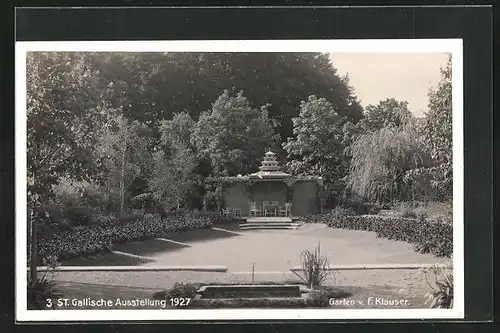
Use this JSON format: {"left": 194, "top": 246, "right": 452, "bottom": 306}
{"left": 120, "top": 140, "right": 127, "bottom": 213}
{"left": 29, "top": 204, "right": 37, "bottom": 283}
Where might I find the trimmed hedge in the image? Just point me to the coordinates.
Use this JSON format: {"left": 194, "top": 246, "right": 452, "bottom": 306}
{"left": 37, "top": 212, "right": 237, "bottom": 262}
{"left": 303, "top": 213, "right": 452, "bottom": 258}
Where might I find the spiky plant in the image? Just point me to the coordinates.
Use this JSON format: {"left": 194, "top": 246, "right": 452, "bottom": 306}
{"left": 298, "top": 242, "right": 332, "bottom": 289}
{"left": 423, "top": 265, "right": 454, "bottom": 308}
{"left": 27, "top": 255, "right": 61, "bottom": 310}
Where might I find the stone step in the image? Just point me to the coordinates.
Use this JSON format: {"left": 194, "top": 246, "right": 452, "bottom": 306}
{"left": 240, "top": 226, "right": 299, "bottom": 230}
{"left": 239, "top": 222, "right": 301, "bottom": 227}
{"left": 239, "top": 223, "right": 300, "bottom": 230}
{"left": 246, "top": 217, "right": 294, "bottom": 223}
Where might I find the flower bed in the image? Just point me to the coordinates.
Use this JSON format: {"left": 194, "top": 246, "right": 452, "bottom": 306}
{"left": 303, "top": 213, "right": 452, "bottom": 258}
{"left": 37, "top": 212, "right": 235, "bottom": 262}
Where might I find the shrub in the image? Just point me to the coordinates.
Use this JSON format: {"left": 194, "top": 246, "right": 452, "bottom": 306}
{"left": 331, "top": 207, "right": 356, "bottom": 219}
{"left": 398, "top": 203, "right": 418, "bottom": 219}
{"left": 43, "top": 203, "right": 66, "bottom": 225}
{"left": 297, "top": 243, "right": 333, "bottom": 289}
{"left": 306, "top": 287, "right": 352, "bottom": 307}
{"left": 393, "top": 201, "right": 451, "bottom": 222}
{"left": 166, "top": 282, "right": 199, "bottom": 299}
{"left": 302, "top": 214, "right": 452, "bottom": 258}
{"left": 423, "top": 265, "right": 453, "bottom": 308}
{"left": 337, "top": 193, "right": 383, "bottom": 215}
{"left": 28, "top": 277, "right": 61, "bottom": 310}
{"left": 65, "top": 206, "right": 92, "bottom": 226}
{"left": 152, "top": 283, "right": 199, "bottom": 307}
{"left": 28, "top": 256, "right": 61, "bottom": 310}
{"left": 51, "top": 178, "right": 110, "bottom": 226}
{"left": 364, "top": 202, "right": 383, "bottom": 215}
{"left": 116, "top": 210, "right": 144, "bottom": 224}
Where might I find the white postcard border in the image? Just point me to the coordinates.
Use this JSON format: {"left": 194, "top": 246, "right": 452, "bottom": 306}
{"left": 15, "top": 39, "right": 464, "bottom": 321}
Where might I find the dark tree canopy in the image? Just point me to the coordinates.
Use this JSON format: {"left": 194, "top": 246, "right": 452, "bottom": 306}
{"left": 192, "top": 91, "right": 278, "bottom": 177}
{"left": 82, "top": 52, "right": 363, "bottom": 141}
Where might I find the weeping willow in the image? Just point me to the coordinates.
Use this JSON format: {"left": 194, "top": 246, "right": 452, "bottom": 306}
{"left": 346, "top": 124, "right": 430, "bottom": 203}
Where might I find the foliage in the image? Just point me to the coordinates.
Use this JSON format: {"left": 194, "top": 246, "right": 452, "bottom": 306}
{"left": 27, "top": 255, "right": 61, "bottom": 310}
{"left": 26, "top": 51, "right": 363, "bottom": 219}
{"left": 152, "top": 282, "right": 199, "bottom": 305}
{"left": 50, "top": 178, "right": 108, "bottom": 226}
{"left": 89, "top": 52, "right": 363, "bottom": 141}
{"left": 306, "top": 287, "right": 352, "bottom": 307}
{"left": 359, "top": 98, "right": 412, "bottom": 132}
{"left": 283, "top": 96, "right": 350, "bottom": 205}
{"left": 192, "top": 91, "right": 278, "bottom": 176}
{"left": 302, "top": 214, "right": 452, "bottom": 258}
{"left": 94, "top": 114, "right": 153, "bottom": 212}
{"left": 330, "top": 206, "right": 357, "bottom": 219}
{"left": 26, "top": 52, "right": 111, "bottom": 198}
{"left": 297, "top": 242, "right": 333, "bottom": 289}
{"left": 393, "top": 202, "right": 429, "bottom": 220}
{"left": 346, "top": 124, "right": 431, "bottom": 203}
{"left": 423, "top": 265, "right": 454, "bottom": 308}
{"left": 402, "top": 165, "right": 451, "bottom": 201}
{"left": 37, "top": 212, "right": 234, "bottom": 261}
{"left": 159, "top": 111, "right": 195, "bottom": 151}
{"left": 149, "top": 149, "right": 196, "bottom": 213}
{"left": 166, "top": 282, "right": 199, "bottom": 299}
{"left": 419, "top": 56, "right": 453, "bottom": 199}
{"left": 421, "top": 56, "right": 453, "bottom": 166}
{"left": 147, "top": 112, "right": 199, "bottom": 212}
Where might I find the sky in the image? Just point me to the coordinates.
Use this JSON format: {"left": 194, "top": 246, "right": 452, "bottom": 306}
{"left": 329, "top": 53, "right": 450, "bottom": 117}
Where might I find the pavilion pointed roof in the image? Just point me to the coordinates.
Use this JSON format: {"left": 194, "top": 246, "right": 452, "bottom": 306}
{"left": 249, "top": 149, "right": 291, "bottom": 179}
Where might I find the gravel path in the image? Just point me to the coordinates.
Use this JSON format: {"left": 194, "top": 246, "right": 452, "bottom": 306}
{"left": 49, "top": 267, "right": 447, "bottom": 291}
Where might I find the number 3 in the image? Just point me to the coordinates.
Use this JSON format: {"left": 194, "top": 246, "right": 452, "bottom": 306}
{"left": 46, "top": 298, "right": 52, "bottom": 308}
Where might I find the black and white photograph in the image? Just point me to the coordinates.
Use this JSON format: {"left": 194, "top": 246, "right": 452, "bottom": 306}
{"left": 15, "top": 39, "right": 463, "bottom": 321}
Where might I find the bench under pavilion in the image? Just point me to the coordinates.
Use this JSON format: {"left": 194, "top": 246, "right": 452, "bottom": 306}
{"left": 218, "top": 150, "right": 323, "bottom": 226}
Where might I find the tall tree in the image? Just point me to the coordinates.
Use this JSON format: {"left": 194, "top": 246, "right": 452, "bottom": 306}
{"left": 422, "top": 56, "right": 452, "bottom": 168}
{"left": 360, "top": 98, "right": 412, "bottom": 132}
{"left": 191, "top": 91, "right": 278, "bottom": 176}
{"left": 283, "top": 95, "right": 349, "bottom": 205}
{"left": 148, "top": 148, "right": 196, "bottom": 213}
{"left": 95, "top": 113, "right": 152, "bottom": 212}
{"left": 154, "top": 112, "right": 201, "bottom": 210}
{"left": 346, "top": 124, "right": 430, "bottom": 203}
{"left": 158, "top": 111, "right": 195, "bottom": 152}
{"left": 83, "top": 52, "right": 363, "bottom": 142}
{"left": 27, "top": 52, "right": 110, "bottom": 197}
{"left": 27, "top": 52, "right": 114, "bottom": 279}
{"left": 417, "top": 55, "right": 453, "bottom": 200}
